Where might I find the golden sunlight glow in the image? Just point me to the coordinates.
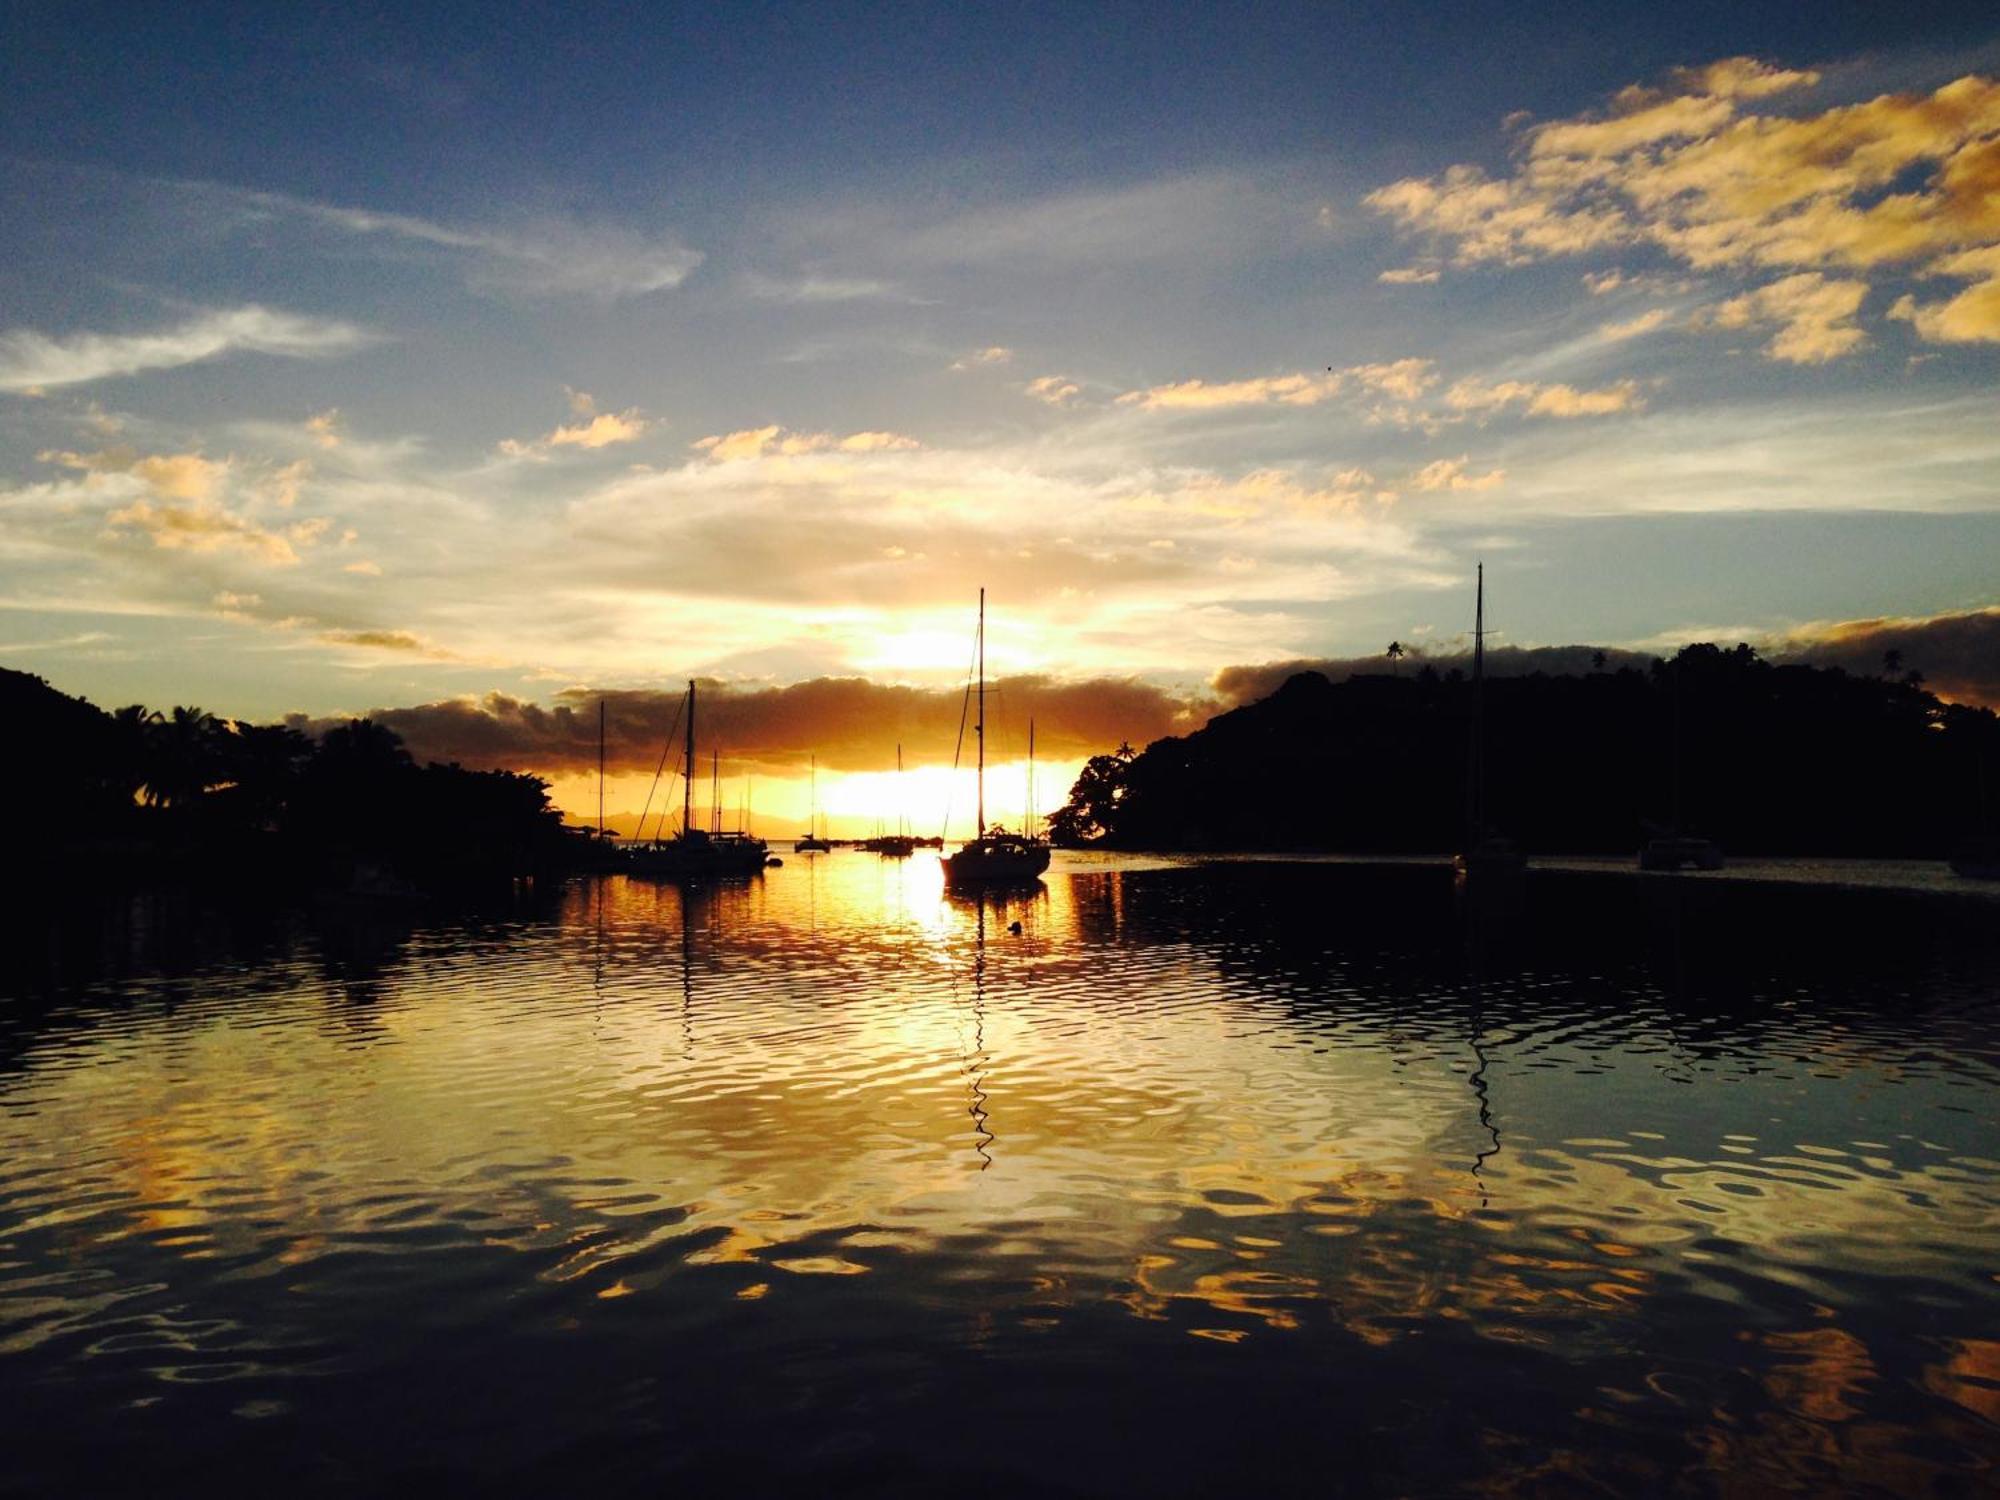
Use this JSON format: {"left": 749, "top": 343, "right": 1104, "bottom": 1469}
{"left": 548, "top": 757, "right": 1084, "bottom": 839}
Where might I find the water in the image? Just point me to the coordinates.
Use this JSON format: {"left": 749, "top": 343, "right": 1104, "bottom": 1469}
{"left": 3, "top": 856, "right": 1997, "bottom": 1496}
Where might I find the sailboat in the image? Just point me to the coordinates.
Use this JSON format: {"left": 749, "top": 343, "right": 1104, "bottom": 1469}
{"left": 1455, "top": 564, "right": 1527, "bottom": 882}
{"left": 796, "top": 754, "right": 831, "bottom": 852}
{"left": 944, "top": 589, "right": 1051, "bottom": 886}
{"left": 624, "top": 680, "right": 770, "bottom": 879}
{"left": 873, "top": 745, "right": 915, "bottom": 857}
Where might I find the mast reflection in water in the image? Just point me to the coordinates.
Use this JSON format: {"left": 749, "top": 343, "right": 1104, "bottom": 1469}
{"left": 2, "top": 854, "right": 1997, "bottom": 1496}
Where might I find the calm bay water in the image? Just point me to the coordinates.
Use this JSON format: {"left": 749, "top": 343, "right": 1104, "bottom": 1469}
{"left": 3, "top": 856, "right": 1997, "bottom": 1496}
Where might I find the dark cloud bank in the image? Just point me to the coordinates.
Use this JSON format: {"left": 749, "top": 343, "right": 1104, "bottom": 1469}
{"left": 314, "top": 609, "right": 2000, "bottom": 776}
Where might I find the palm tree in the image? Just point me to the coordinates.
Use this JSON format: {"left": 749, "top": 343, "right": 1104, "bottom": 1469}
{"left": 1386, "top": 640, "right": 1405, "bottom": 675}
{"left": 144, "top": 706, "right": 224, "bottom": 808}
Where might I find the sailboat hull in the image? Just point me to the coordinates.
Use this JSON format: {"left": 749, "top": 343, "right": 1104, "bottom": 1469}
{"left": 624, "top": 835, "right": 768, "bottom": 880}
{"left": 945, "top": 838, "right": 1051, "bottom": 884}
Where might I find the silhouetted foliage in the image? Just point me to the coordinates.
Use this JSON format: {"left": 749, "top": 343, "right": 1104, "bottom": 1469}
{"left": 1049, "top": 646, "right": 1999, "bottom": 857}
{"left": 2, "top": 667, "right": 572, "bottom": 892}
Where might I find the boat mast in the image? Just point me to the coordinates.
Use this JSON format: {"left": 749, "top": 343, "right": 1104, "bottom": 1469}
{"left": 810, "top": 753, "right": 817, "bottom": 838}
{"left": 711, "top": 751, "right": 720, "bottom": 834}
{"left": 683, "top": 680, "right": 695, "bottom": 837}
{"left": 976, "top": 587, "right": 986, "bottom": 837}
{"left": 897, "top": 743, "right": 905, "bottom": 839}
{"left": 1468, "top": 563, "right": 1486, "bottom": 843}
{"left": 598, "top": 699, "right": 606, "bottom": 842}
{"left": 1028, "top": 717, "right": 1035, "bottom": 838}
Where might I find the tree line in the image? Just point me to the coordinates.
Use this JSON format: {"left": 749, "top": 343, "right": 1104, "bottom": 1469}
{"left": 5, "top": 668, "right": 572, "bottom": 892}
{"left": 1048, "top": 644, "right": 1999, "bottom": 857}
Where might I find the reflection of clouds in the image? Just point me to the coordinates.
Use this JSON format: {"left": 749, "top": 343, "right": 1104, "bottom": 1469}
{"left": 3, "top": 861, "right": 1995, "bottom": 1487}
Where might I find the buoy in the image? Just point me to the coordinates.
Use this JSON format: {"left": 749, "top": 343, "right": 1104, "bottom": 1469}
{"left": 766, "top": 857, "right": 784, "bottom": 867}
{"left": 1008, "top": 920, "right": 1023, "bottom": 935}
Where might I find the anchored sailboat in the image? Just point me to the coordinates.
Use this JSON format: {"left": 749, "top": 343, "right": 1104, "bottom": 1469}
{"left": 872, "top": 745, "right": 916, "bottom": 856}
{"left": 797, "top": 754, "right": 831, "bottom": 852}
{"left": 944, "top": 589, "right": 1051, "bottom": 886}
{"left": 625, "top": 680, "right": 769, "bottom": 880}
{"left": 1455, "top": 564, "right": 1526, "bottom": 882}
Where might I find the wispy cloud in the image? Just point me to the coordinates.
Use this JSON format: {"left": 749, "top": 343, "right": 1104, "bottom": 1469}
{"left": 0, "top": 306, "right": 375, "bottom": 392}
{"left": 219, "top": 182, "right": 702, "bottom": 298}
{"left": 740, "top": 270, "right": 914, "bottom": 303}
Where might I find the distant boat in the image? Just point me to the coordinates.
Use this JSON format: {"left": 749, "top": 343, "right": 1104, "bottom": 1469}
{"left": 945, "top": 589, "right": 1051, "bottom": 886}
{"left": 1454, "top": 563, "right": 1526, "bottom": 882}
{"left": 796, "top": 754, "right": 831, "bottom": 852}
{"left": 624, "top": 680, "right": 769, "bottom": 880}
{"left": 873, "top": 745, "right": 915, "bottom": 856}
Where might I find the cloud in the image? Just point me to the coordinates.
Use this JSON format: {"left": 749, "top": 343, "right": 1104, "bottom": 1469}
{"left": 1599, "top": 308, "right": 1672, "bottom": 340}
{"left": 104, "top": 500, "right": 324, "bottom": 565}
{"left": 950, "top": 346, "right": 1015, "bottom": 370}
{"left": 320, "top": 629, "right": 429, "bottom": 652}
{"left": 1118, "top": 358, "right": 1438, "bottom": 412}
{"left": 1771, "top": 605, "right": 2000, "bottom": 706}
{"left": 1889, "top": 245, "right": 2000, "bottom": 344}
{"left": 318, "top": 674, "right": 1218, "bottom": 777}
{"left": 1695, "top": 273, "right": 1869, "bottom": 363}
{"left": 1443, "top": 376, "right": 1645, "bottom": 417}
{"left": 690, "top": 426, "right": 920, "bottom": 461}
{"left": 1365, "top": 61, "right": 2000, "bottom": 359}
{"left": 305, "top": 409, "right": 343, "bottom": 448}
{"left": 1410, "top": 457, "right": 1505, "bottom": 491}
{"left": 1025, "top": 374, "right": 1082, "bottom": 405}
{"left": 0, "top": 306, "right": 376, "bottom": 391}
{"left": 27, "top": 445, "right": 334, "bottom": 567}
{"left": 1378, "top": 266, "right": 1442, "bottom": 285}
{"left": 741, "top": 272, "right": 909, "bottom": 303}
{"left": 228, "top": 184, "right": 703, "bottom": 298}
{"left": 40, "top": 446, "right": 227, "bottom": 501}
{"left": 548, "top": 411, "right": 649, "bottom": 449}
{"left": 499, "top": 393, "right": 651, "bottom": 457}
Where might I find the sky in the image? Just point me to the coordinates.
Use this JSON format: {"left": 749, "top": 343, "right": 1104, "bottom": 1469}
{"left": 3, "top": 2, "right": 1998, "bottom": 828}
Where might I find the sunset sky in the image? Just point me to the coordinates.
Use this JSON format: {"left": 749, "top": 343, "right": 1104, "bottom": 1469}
{"left": 3, "top": 3, "right": 1998, "bottom": 829}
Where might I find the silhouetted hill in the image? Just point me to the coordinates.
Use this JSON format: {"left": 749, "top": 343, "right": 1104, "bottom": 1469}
{"left": 2, "top": 666, "right": 572, "bottom": 892}
{"left": 1050, "top": 646, "right": 1999, "bottom": 857}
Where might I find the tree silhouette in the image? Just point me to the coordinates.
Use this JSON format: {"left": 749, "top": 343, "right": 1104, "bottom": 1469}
{"left": 1884, "top": 648, "right": 1903, "bottom": 678}
{"left": 1386, "top": 641, "right": 1406, "bottom": 675}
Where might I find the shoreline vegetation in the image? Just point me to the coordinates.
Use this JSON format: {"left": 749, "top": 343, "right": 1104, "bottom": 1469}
{"left": 1047, "top": 644, "right": 1998, "bottom": 861}
{"left": 5, "top": 667, "right": 571, "bottom": 902}
{"left": 9, "top": 641, "right": 1996, "bottom": 907}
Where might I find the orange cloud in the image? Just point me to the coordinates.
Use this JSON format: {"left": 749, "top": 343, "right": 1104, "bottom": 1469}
{"left": 1410, "top": 456, "right": 1504, "bottom": 491}
{"left": 1696, "top": 273, "right": 1869, "bottom": 363}
{"left": 1367, "top": 60, "right": 2000, "bottom": 358}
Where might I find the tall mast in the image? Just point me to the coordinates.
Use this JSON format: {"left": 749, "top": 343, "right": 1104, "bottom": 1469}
{"left": 976, "top": 587, "right": 986, "bottom": 836}
{"left": 683, "top": 680, "right": 695, "bottom": 837}
{"left": 810, "top": 753, "right": 817, "bottom": 838}
{"left": 897, "top": 743, "right": 904, "bottom": 838}
{"left": 597, "top": 699, "right": 606, "bottom": 841}
{"left": 1469, "top": 562, "right": 1486, "bottom": 841}
{"left": 711, "top": 751, "right": 720, "bottom": 834}
{"left": 1028, "top": 717, "right": 1036, "bottom": 837}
